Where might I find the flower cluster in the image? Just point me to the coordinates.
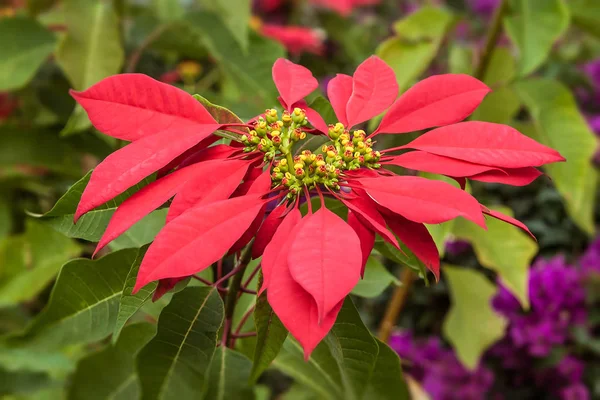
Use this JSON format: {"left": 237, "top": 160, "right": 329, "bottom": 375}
{"left": 71, "top": 56, "right": 564, "bottom": 357}
{"left": 391, "top": 237, "right": 600, "bottom": 399}
{"left": 391, "top": 332, "right": 494, "bottom": 400}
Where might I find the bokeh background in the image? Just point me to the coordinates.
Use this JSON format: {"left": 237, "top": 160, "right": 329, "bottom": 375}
{"left": 0, "top": 0, "right": 599, "bottom": 399}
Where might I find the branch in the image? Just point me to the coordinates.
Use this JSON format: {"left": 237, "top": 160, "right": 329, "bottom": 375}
{"left": 474, "top": 0, "right": 509, "bottom": 81}
{"left": 377, "top": 268, "right": 416, "bottom": 343}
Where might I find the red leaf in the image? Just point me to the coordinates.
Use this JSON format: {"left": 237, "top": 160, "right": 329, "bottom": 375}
{"left": 166, "top": 159, "right": 250, "bottom": 223}
{"left": 268, "top": 259, "right": 343, "bottom": 359}
{"left": 339, "top": 189, "right": 400, "bottom": 249}
{"left": 252, "top": 204, "right": 287, "bottom": 259}
{"left": 469, "top": 167, "right": 542, "bottom": 186}
{"left": 304, "top": 106, "right": 330, "bottom": 135}
{"left": 272, "top": 59, "right": 318, "bottom": 111}
{"left": 133, "top": 195, "right": 264, "bottom": 293}
{"left": 156, "top": 135, "right": 222, "bottom": 178}
{"left": 347, "top": 210, "right": 375, "bottom": 278}
{"left": 358, "top": 175, "right": 486, "bottom": 228}
{"left": 70, "top": 74, "right": 217, "bottom": 141}
{"left": 178, "top": 144, "right": 241, "bottom": 169}
{"left": 345, "top": 56, "right": 398, "bottom": 128}
{"left": 327, "top": 73, "right": 353, "bottom": 126}
{"left": 247, "top": 168, "right": 272, "bottom": 195}
{"left": 95, "top": 163, "right": 209, "bottom": 255}
{"left": 384, "top": 151, "right": 503, "bottom": 177}
{"left": 385, "top": 212, "right": 440, "bottom": 280}
{"left": 260, "top": 208, "right": 302, "bottom": 295}
{"left": 400, "top": 122, "right": 565, "bottom": 168}
{"left": 75, "top": 123, "right": 221, "bottom": 222}
{"left": 228, "top": 205, "right": 267, "bottom": 256}
{"left": 482, "top": 206, "right": 535, "bottom": 240}
{"left": 287, "top": 208, "right": 362, "bottom": 321}
{"left": 374, "top": 74, "right": 490, "bottom": 135}
{"left": 152, "top": 277, "right": 185, "bottom": 301}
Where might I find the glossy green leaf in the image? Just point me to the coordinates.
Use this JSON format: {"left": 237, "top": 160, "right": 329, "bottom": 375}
{"left": 36, "top": 171, "right": 155, "bottom": 242}
{"left": 273, "top": 339, "right": 343, "bottom": 400}
{"left": 327, "top": 297, "right": 379, "bottom": 399}
{"left": 514, "top": 78, "right": 598, "bottom": 235}
{"left": 351, "top": 257, "right": 399, "bottom": 298}
{"left": 504, "top": 0, "right": 570, "bottom": 76}
{"left": 0, "top": 127, "right": 81, "bottom": 176}
{"left": 0, "top": 220, "right": 81, "bottom": 308}
{"left": 569, "top": 0, "right": 600, "bottom": 38}
{"left": 0, "top": 17, "right": 56, "bottom": 91}
{"left": 56, "top": 0, "right": 124, "bottom": 135}
{"left": 136, "top": 287, "right": 224, "bottom": 400}
{"left": 376, "top": 6, "right": 453, "bottom": 90}
{"left": 10, "top": 249, "right": 137, "bottom": 349}
{"left": 443, "top": 266, "right": 508, "bottom": 370}
{"left": 374, "top": 238, "right": 430, "bottom": 284}
{"left": 202, "top": 347, "right": 253, "bottom": 400}
{"left": 453, "top": 206, "right": 537, "bottom": 308}
{"left": 363, "top": 339, "right": 410, "bottom": 400}
{"left": 250, "top": 292, "right": 288, "bottom": 383}
{"left": 187, "top": 12, "right": 284, "bottom": 114}
{"left": 198, "top": 0, "right": 251, "bottom": 51}
{"left": 309, "top": 97, "right": 337, "bottom": 125}
{"left": 68, "top": 323, "right": 156, "bottom": 400}
{"left": 112, "top": 246, "right": 157, "bottom": 344}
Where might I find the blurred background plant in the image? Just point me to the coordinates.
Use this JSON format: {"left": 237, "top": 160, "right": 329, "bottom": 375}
{"left": 0, "top": 0, "right": 598, "bottom": 399}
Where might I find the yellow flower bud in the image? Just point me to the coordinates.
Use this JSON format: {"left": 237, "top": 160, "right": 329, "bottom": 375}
{"left": 271, "top": 130, "right": 281, "bottom": 137}
{"left": 327, "top": 150, "right": 336, "bottom": 158}
{"left": 294, "top": 163, "right": 304, "bottom": 170}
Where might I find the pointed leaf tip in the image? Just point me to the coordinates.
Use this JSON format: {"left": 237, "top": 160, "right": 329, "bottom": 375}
{"left": 287, "top": 208, "right": 362, "bottom": 321}
{"left": 272, "top": 59, "right": 318, "bottom": 111}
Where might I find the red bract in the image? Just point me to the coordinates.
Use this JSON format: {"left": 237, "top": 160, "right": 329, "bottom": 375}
{"left": 72, "top": 55, "right": 564, "bottom": 359}
{"left": 309, "top": 0, "right": 380, "bottom": 16}
{"left": 259, "top": 24, "right": 324, "bottom": 56}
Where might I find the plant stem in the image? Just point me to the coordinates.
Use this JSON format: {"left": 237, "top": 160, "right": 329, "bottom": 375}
{"left": 377, "top": 267, "right": 416, "bottom": 343}
{"left": 474, "top": 0, "right": 509, "bottom": 81}
{"left": 126, "top": 23, "right": 171, "bottom": 73}
{"left": 221, "top": 244, "right": 253, "bottom": 347}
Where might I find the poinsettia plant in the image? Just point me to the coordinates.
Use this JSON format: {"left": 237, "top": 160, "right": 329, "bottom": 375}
{"left": 70, "top": 55, "right": 564, "bottom": 362}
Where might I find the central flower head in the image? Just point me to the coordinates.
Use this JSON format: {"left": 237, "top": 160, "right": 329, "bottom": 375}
{"left": 242, "top": 108, "right": 381, "bottom": 198}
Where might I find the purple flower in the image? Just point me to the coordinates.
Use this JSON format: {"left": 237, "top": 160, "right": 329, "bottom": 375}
{"left": 444, "top": 239, "right": 471, "bottom": 257}
{"left": 466, "top": 0, "right": 500, "bottom": 16}
{"left": 580, "top": 236, "right": 600, "bottom": 274}
{"left": 390, "top": 332, "right": 494, "bottom": 399}
{"left": 583, "top": 59, "right": 600, "bottom": 89}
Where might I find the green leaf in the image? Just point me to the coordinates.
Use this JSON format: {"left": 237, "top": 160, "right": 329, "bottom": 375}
{"left": 470, "top": 86, "right": 521, "bottom": 124}
{"left": 351, "top": 256, "right": 399, "bottom": 298}
{"left": 68, "top": 322, "right": 156, "bottom": 400}
{"left": 187, "top": 12, "right": 284, "bottom": 114}
{"left": 374, "top": 237, "right": 430, "bottom": 284}
{"left": 0, "top": 16, "right": 56, "bottom": 91}
{"left": 327, "top": 297, "right": 379, "bottom": 400}
{"left": 112, "top": 246, "right": 157, "bottom": 344}
{"left": 136, "top": 287, "right": 224, "bottom": 400}
{"left": 26, "top": 0, "right": 58, "bottom": 16}
{"left": 0, "top": 220, "right": 81, "bottom": 308}
{"left": 249, "top": 292, "right": 288, "bottom": 383}
{"left": 442, "top": 266, "right": 508, "bottom": 370}
{"left": 10, "top": 249, "right": 138, "bottom": 349}
{"left": 448, "top": 44, "right": 474, "bottom": 75}
{"left": 514, "top": 78, "right": 598, "bottom": 235}
{"left": 198, "top": 0, "right": 251, "bottom": 51}
{"left": 569, "top": 0, "right": 600, "bottom": 38}
{"left": 480, "top": 47, "right": 516, "bottom": 86}
{"left": 426, "top": 220, "right": 455, "bottom": 258}
{"left": 108, "top": 209, "right": 167, "bottom": 251}
{"left": 309, "top": 97, "right": 337, "bottom": 126}
{"left": 376, "top": 6, "right": 453, "bottom": 91}
{"left": 202, "top": 347, "right": 253, "bottom": 400}
{"left": 0, "top": 367, "right": 51, "bottom": 396}
{"left": 504, "top": 0, "right": 570, "bottom": 76}
{"left": 56, "top": 0, "right": 124, "bottom": 135}
{"left": 453, "top": 206, "right": 537, "bottom": 308}
{"left": 0, "top": 345, "right": 74, "bottom": 376}
{"left": 193, "top": 94, "right": 244, "bottom": 124}
{"left": 152, "top": 0, "right": 184, "bottom": 21}
{"left": 273, "top": 339, "right": 343, "bottom": 400}
{"left": 35, "top": 171, "right": 154, "bottom": 242}
{"left": 0, "top": 127, "right": 81, "bottom": 176}
{"left": 363, "top": 339, "right": 410, "bottom": 400}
